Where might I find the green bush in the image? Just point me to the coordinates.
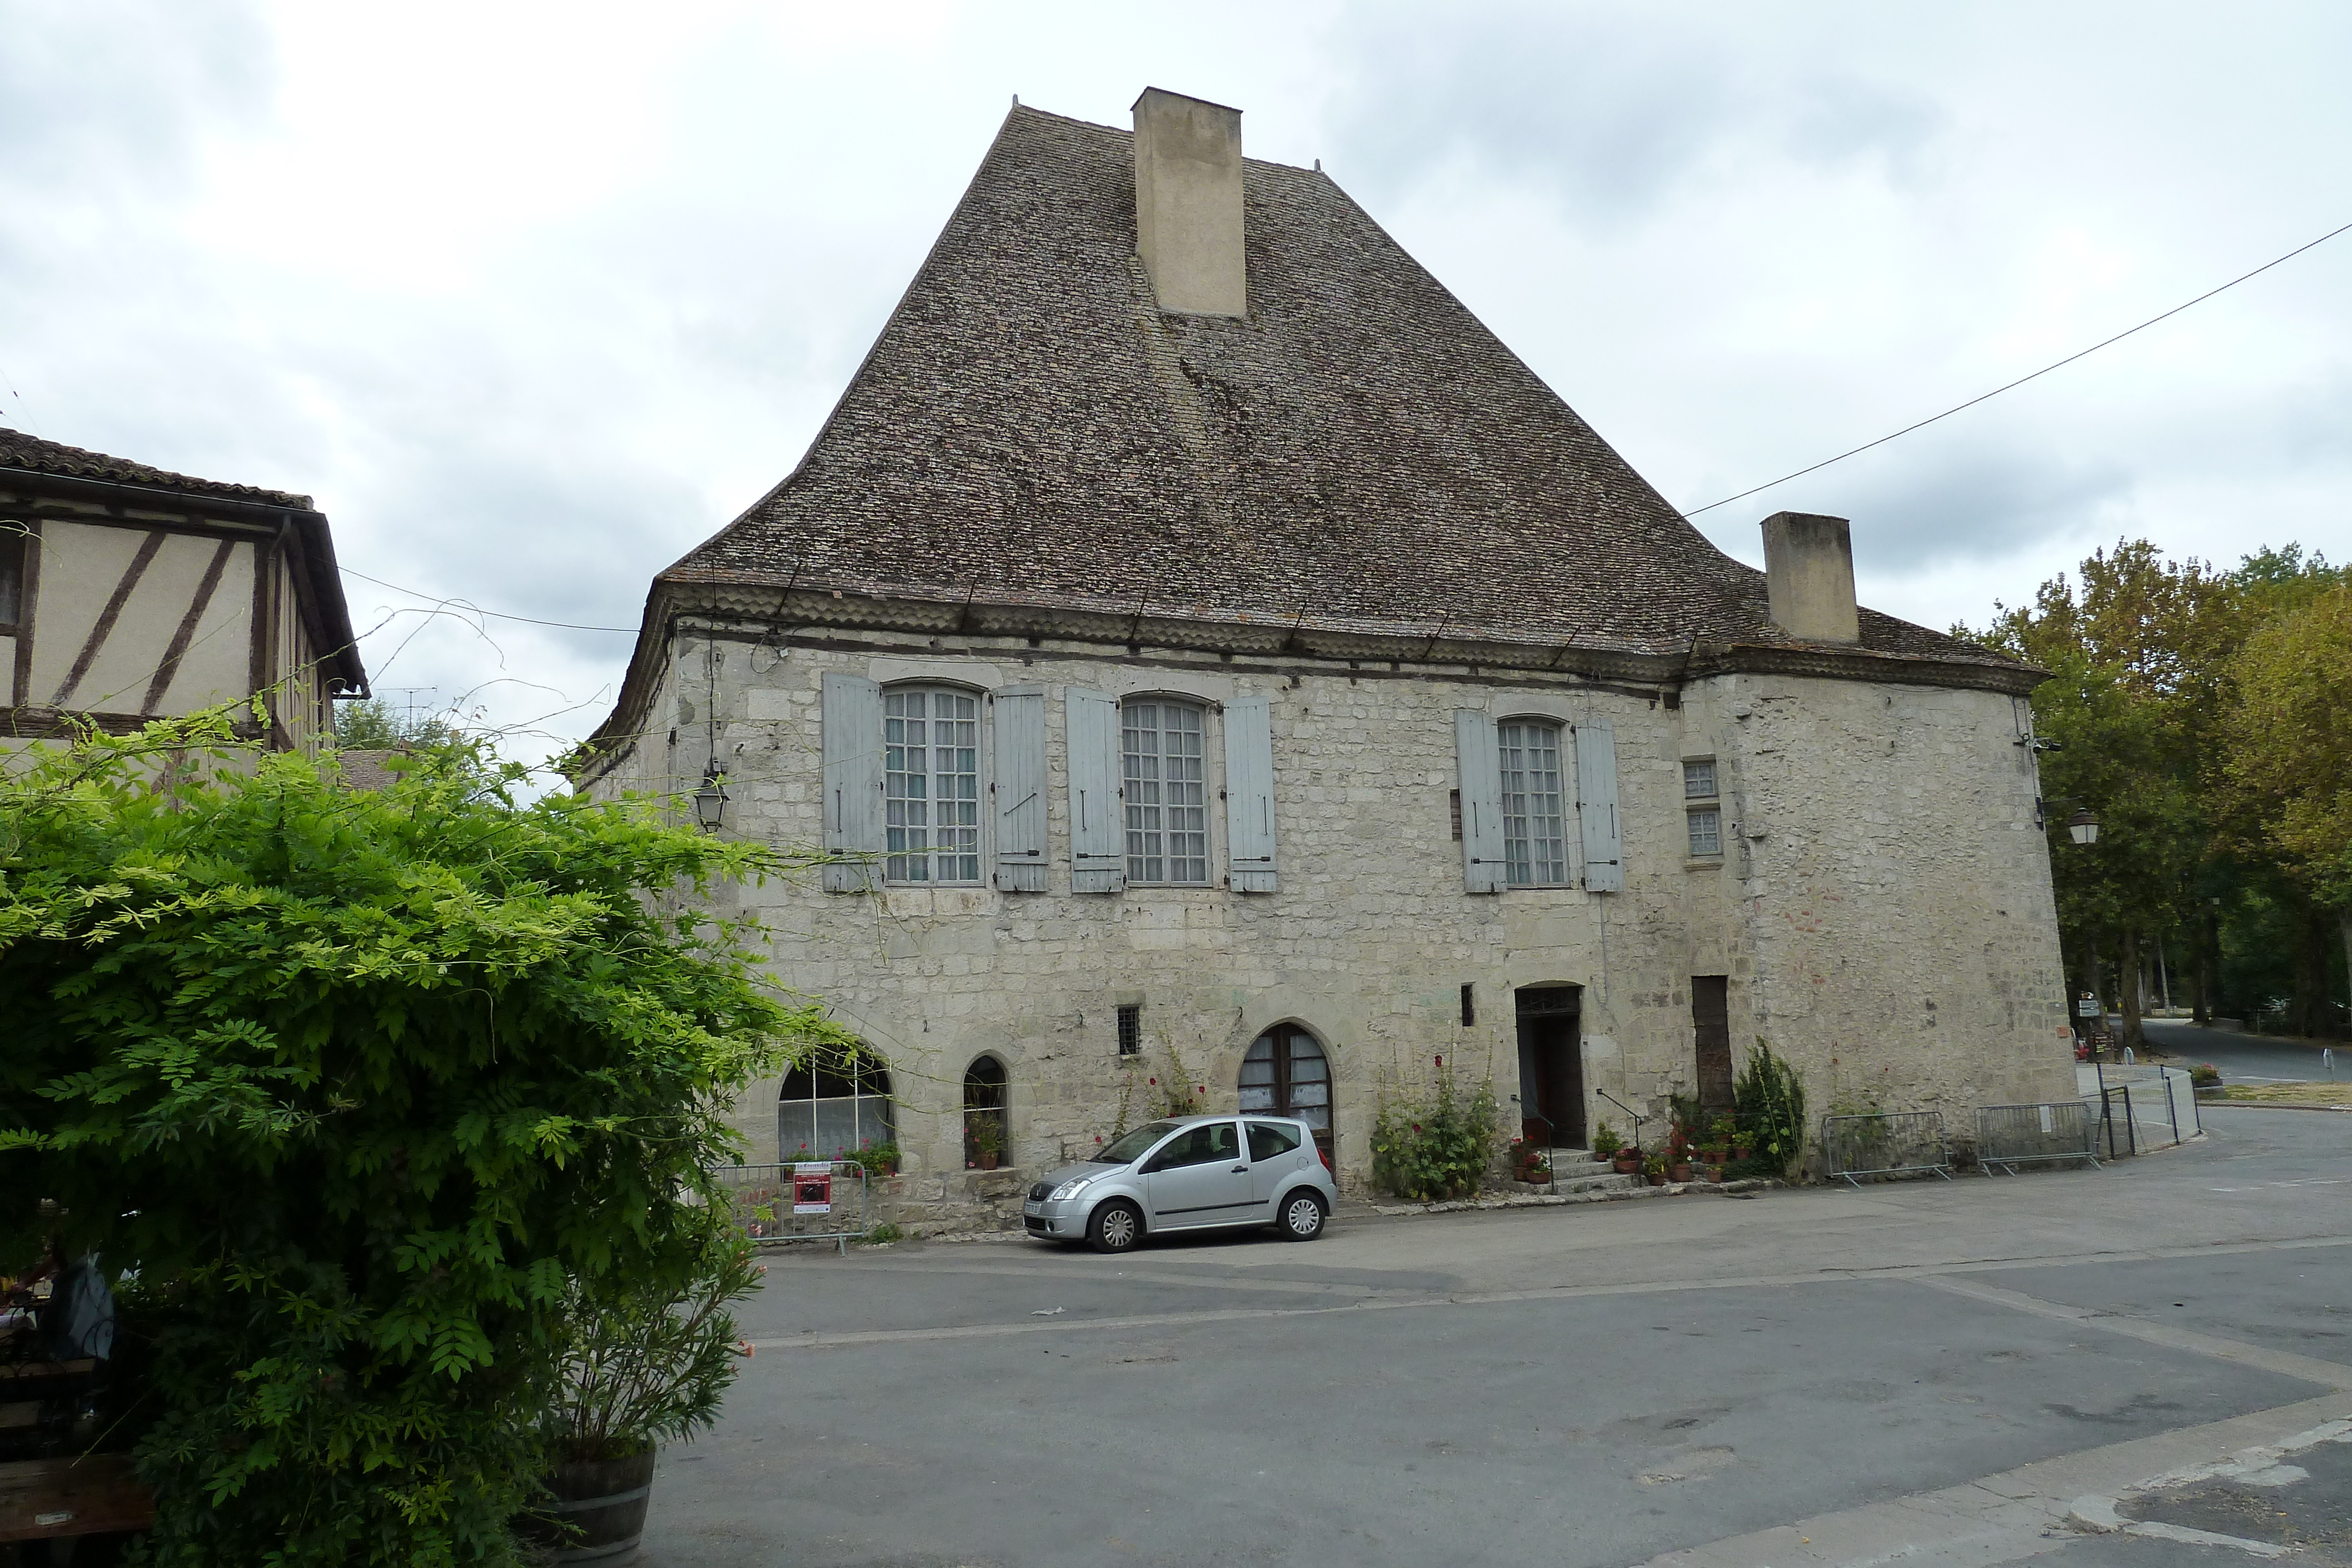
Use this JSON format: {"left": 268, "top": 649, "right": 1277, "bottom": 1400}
{"left": 0, "top": 711, "right": 851, "bottom": 1566}
{"left": 1371, "top": 1068, "right": 1501, "bottom": 1202}
{"left": 1733, "top": 1041, "right": 1809, "bottom": 1179}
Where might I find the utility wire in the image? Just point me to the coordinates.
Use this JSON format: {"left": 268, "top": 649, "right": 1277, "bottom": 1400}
{"left": 340, "top": 566, "right": 639, "bottom": 633}
{"left": 1682, "top": 216, "right": 2352, "bottom": 519}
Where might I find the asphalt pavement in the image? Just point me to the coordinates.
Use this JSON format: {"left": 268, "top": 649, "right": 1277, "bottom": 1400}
{"left": 641, "top": 1106, "right": 2352, "bottom": 1567}
{"left": 2140, "top": 1019, "right": 2346, "bottom": 1086}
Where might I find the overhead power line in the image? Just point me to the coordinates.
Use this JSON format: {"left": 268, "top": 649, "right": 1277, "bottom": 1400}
{"left": 1682, "top": 216, "right": 2352, "bottom": 519}
{"left": 340, "top": 566, "right": 639, "bottom": 633}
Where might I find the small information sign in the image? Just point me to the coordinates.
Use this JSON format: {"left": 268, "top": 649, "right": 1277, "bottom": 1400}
{"left": 792, "top": 1162, "right": 833, "bottom": 1215}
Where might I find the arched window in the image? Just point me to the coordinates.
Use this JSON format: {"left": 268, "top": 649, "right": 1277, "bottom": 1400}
{"left": 1121, "top": 699, "right": 1208, "bottom": 885}
{"left": 884, "top": 686, "right": 981, "bottom": 884}
{"left": 780, "top": 1049, "right": 895, "bottom": 1164}
{"left": 1240, "top": 1024, "right": 1332, "bottom": 1166}
{"left": 1497, "top": 719, "right": 1569, "bottom": 887}
{"left": 962, "top": 1055, "right": 1008, "bottom": 1169}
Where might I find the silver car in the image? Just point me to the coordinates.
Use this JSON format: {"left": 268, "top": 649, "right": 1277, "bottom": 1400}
{"left": 1023, "top": 1114, "right": 1338, "bottom": 1253}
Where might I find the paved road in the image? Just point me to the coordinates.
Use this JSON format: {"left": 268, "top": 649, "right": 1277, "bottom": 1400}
{"left": 643, "top": 1108, "right": 2352, "bottom": 1567}
{"left": 2141, "top": 1019, "right": 2347, "bottom": 1086}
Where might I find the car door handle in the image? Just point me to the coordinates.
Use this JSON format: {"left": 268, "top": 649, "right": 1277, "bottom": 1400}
{"left": 1231, "top": 1164, "right": 1248, "bottom": 1173}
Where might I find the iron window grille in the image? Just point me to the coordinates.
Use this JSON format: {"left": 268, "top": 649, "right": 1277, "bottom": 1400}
{"left": 1116, "top": 1004, "right": 1142, "bottom": 1056}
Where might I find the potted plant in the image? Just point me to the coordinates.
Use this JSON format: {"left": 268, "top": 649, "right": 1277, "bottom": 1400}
{"left": 854, "top": 1139, "right": 903, "bottom": 1178}
{"left": 1613, "top": 1144, "right": 1644, "bottom": 1176}
{"left": 533, "top": 1215, "right": 761, "bottom": 1563}
{"left": 1643, "top": 1152, "right": 1668, "bottom": 1186}
{"left": 971, "top": 1115, "right": 1004, "bottom": 1171}
{"left": 1591, "top": 1122, "right": 1622, "bottom": 1162}
{"left": 1668, "top": 1157, "right": 1692, "bottom": 1183}
{"left": 1519, "top": 1150, "right": 1552, "bottom": 1184}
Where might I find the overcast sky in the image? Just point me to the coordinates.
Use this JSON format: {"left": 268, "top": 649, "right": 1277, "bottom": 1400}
{"left": 5, "top": 2, "right": 2348, "bottom": 763}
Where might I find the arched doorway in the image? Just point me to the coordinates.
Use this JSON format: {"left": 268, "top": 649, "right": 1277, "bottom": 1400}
{"left": 1239, "top": 1025, "right": 1332, "bottom": 1168}
{"left": 780, "top": 1048, "right": 895, "bottom": 1164}
{"left": 963, "top": 1055, "right": 1008, "bottom": 1170}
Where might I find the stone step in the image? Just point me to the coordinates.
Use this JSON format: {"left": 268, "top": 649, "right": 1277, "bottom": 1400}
{"left": 1502, "top": 1172, "right": 1641, "bottom": 1196}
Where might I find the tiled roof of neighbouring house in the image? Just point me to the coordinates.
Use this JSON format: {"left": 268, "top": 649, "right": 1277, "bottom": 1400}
{"left": 0, "top": 427, "right": 315, "bottom": 510}
{"left": 654, "top": 105, "right": 2025, "bottom": 680}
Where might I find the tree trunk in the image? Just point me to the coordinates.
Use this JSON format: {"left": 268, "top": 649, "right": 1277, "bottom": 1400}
{"left": 2288, "top": 899, "right": 2332, "bottom": 1039}
{"left": 2119, "top": 927, "right": 2146, "bottom": 1051}
{"left": 2192, "top": 907, "right": 2215, "bottom": 1025}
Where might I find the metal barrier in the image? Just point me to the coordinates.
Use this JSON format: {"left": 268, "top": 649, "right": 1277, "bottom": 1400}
{"left": 1975, "top": 1102, "right": 2100, "bottom": 1175}
{"left": 2090, "top": 1064, "right": 2201, "bottom": 1152}
{"left": 1821, "top": 1111, "right": 1952, "bottom": 1186}
{"left": 712, "top": 1161, "right": 870, "bottom": 1253}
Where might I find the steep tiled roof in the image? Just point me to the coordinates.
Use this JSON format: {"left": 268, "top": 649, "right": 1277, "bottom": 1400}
{"left": 0, "top": 427, "right": 313, "bottom": 510}
{"left": 636, "top": 105, "right": 2024, "bottom": 707}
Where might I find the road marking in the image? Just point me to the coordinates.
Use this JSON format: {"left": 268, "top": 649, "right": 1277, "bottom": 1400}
{"left": 1916, "top": 1276, "right": 2352, "bottom": 1392}
{"left": 746, "top": 1234, "right": 2352, "bottom": 1353}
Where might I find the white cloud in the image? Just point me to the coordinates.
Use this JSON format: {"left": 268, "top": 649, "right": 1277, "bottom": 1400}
{"left": 2, "top": 0, "right": 2348, "bottom": 769}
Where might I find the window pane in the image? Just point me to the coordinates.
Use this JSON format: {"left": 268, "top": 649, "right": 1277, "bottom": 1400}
{"left": 1498, "top": 721, "right": 1568, "bottom": 886}
{"left": 1123, "top": 700, "right": 1209, "bottom": 884}
{"left": 885, "top": 687, "right": 980, "bottom": 884}
{"left": 1683, "top": 760, "right": 1718, "bottom": 800}
{"left": 1688, "top": 807, "right": 1722, "bottom": 857}
{"left": 1248, "top": 1122, "right": 1302, "bottom": 1160}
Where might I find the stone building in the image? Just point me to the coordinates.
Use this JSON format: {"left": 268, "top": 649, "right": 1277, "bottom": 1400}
{"left": 2, "top": 429, "right": 366, "bottom": 750}
{"left": 576, "top": 91, "right": 2076, "bottom": 1213}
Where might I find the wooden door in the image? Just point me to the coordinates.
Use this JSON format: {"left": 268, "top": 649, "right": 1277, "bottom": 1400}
{"left": 1693, "top": 975, "right": 1733, "bottom": 1115}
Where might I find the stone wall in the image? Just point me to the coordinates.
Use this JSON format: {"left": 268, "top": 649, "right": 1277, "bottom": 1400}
{"left": 587, "top": 621, "right": 2074, "bottom": 1212}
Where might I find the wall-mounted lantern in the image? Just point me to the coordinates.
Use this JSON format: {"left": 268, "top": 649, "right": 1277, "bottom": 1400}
{"left": 692, "top": 760, "right": 728, "bottom": 833}
{"left": 2066, "top": 808, "right": 2101, "bottom": 846}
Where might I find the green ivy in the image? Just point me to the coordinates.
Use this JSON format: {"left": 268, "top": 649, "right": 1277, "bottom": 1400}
{"left": 0, "top": 710, "right": 854, "bottom": 1565}
{"left": 1370, "top": 1069, "right": 1501, "bottom": 1202}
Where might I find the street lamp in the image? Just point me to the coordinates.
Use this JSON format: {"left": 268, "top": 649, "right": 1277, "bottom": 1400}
{"left": 691, "top": 760, "right": 727, "bottom": 833}
{"left": 2066, "top": 808, "right": 2101, "bottom": 846}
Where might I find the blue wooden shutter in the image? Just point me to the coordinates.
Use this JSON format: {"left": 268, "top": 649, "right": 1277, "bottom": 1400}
{"left": 1224, "top": 694, "right": 1278, "bottom": 892}
{"left": 1575, "top": 717, "right": 1623, "bottom": 892}
{"left": 993, "top": 686, "right": 1047, "bottom": 892}
{"left": 820, "top": 672, "right": 883, "bottom": 892}
{"left": 1454, "top": 709, "right": 1505, "bottom": 894}
{"left": 1066, "top": 687, "right": 1125, "bottom": 893}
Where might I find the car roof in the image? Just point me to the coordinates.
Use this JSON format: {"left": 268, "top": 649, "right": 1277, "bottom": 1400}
{"left": 1157, "top": 1112, "right": 1300, "bottom": 1128}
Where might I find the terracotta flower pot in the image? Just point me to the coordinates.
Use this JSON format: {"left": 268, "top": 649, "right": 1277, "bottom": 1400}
{"left": 1614, "top": 1156, "right": 1642, "bottom": 1175}
{"left": 1669, "top": 1164, "right": 1692, "bottom": 1183}
{"left": 977, "top": 1151, "right": 999, "bottom": 1171}
{"left": 1645, "top": 1172, "right": 1666, "bottom": 1186}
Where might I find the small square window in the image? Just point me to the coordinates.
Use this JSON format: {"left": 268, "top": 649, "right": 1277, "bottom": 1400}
{"left": 1116, "top": 1004, "right": 1142, "bottom": 1057}
{"left": 1688, "top": 807, "right": 1722, "bottom": 857}
{"left": 1683, "top": 760, "right": 1718, "bottom": 800}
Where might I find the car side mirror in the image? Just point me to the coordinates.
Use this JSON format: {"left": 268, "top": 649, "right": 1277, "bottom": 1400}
{"left": 1139, "top": 1154, "right": 1167, "bottom": 1175}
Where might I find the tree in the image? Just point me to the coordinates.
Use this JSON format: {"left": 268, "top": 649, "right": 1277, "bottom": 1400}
{"left": 333, "top": 696, "right": 459, "bottom": 750}
{"left": 2226, "top": 579, "right": 2352, "bottom": 1032}
{"left": 1, "top": 710, "right": 851, "bottom": 1565}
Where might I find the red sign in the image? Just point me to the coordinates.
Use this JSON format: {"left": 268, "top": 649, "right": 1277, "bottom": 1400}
{"left": 792, "top": 1162, "right": 833, "bottom": 1215}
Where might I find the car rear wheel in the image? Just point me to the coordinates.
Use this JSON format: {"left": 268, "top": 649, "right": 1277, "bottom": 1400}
{"left": 1276, "top": 1190, "right": 1327, "bottom": 1242}
{"left": 1088, "top": 1199, "right": 1143, "bottom": 1254}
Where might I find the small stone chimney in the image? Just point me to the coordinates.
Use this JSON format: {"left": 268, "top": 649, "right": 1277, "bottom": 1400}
{"left": 1760, "top": 511, "right": 1860, "bottom": 643}
{"left": 1133, "top": 87, "right": 1245, "bottom": 317}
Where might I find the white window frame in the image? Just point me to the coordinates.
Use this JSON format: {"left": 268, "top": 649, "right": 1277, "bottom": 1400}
{"left": 1683, "top": 757, "right": 1722, "bottom": 858}
{"left": 882, "top": 684, "right": 984, "bottom": 885}
{"left": 1498, "top": 718, "right": 1571, "bottom": 888}
{"left": 1121, "top": 697, "right": 1211, "bottom": 886}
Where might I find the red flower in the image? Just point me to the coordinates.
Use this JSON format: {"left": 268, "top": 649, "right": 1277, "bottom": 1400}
{"left": 1148, "top": 1077, "right": 1157, "bottom": 1085}
{"left": 1412, "top": 1123, "right": 1422, "bottom": 1134}
{"left": 1434, "top": 1055, "right": 1444, "bottom": 1069}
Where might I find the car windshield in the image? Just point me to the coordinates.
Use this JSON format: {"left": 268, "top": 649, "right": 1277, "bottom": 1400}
{"left": 1093, "top": 1121, "right": 1180, "bottom": 1164}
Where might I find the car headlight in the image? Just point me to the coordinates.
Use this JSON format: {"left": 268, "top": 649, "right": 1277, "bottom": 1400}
{"left": 1048, "top": 1177, "right": 1096, "bottom": 1202}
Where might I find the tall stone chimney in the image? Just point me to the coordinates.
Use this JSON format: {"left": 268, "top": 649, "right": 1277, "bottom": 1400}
{"left": 1760, "top": 511, "right": 1860, "bottom": 643}
{"left": 1132, "top": 87, "right": 1245, "bottom": 317}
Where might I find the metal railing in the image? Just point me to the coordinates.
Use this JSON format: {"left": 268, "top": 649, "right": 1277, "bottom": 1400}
{"left": 1820, "top": 1111, "right": 1953, "bottom": 1186}
{"left": 1593, "top": 1088, "right": 1648, "bottom": 1160}
{"left": 712, "top": 1161, "right": 870, "bottom": 1253}
{"left": 2091, "top": 1063, "right": 2201, "bottom": 1152}
{"left": 1975, "top": 1102, "right": 2100, "bottom": 1175}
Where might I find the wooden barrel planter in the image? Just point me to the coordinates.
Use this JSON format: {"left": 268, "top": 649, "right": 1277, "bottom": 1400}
{"left": 531, "top": 1448, "right": 657, "bottom": 1563}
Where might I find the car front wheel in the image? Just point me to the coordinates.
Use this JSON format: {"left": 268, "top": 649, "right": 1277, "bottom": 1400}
{"left": 1088, "top": 1199, "right": 1143, "bottom": 1254}
{"left": 1276, "top": 1190, "right": 1327, "bottom": 1242}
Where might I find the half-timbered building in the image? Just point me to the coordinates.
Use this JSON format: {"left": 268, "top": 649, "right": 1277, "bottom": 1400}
{"left": 1, "top": 429, "right": 366, "bottom": 750}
